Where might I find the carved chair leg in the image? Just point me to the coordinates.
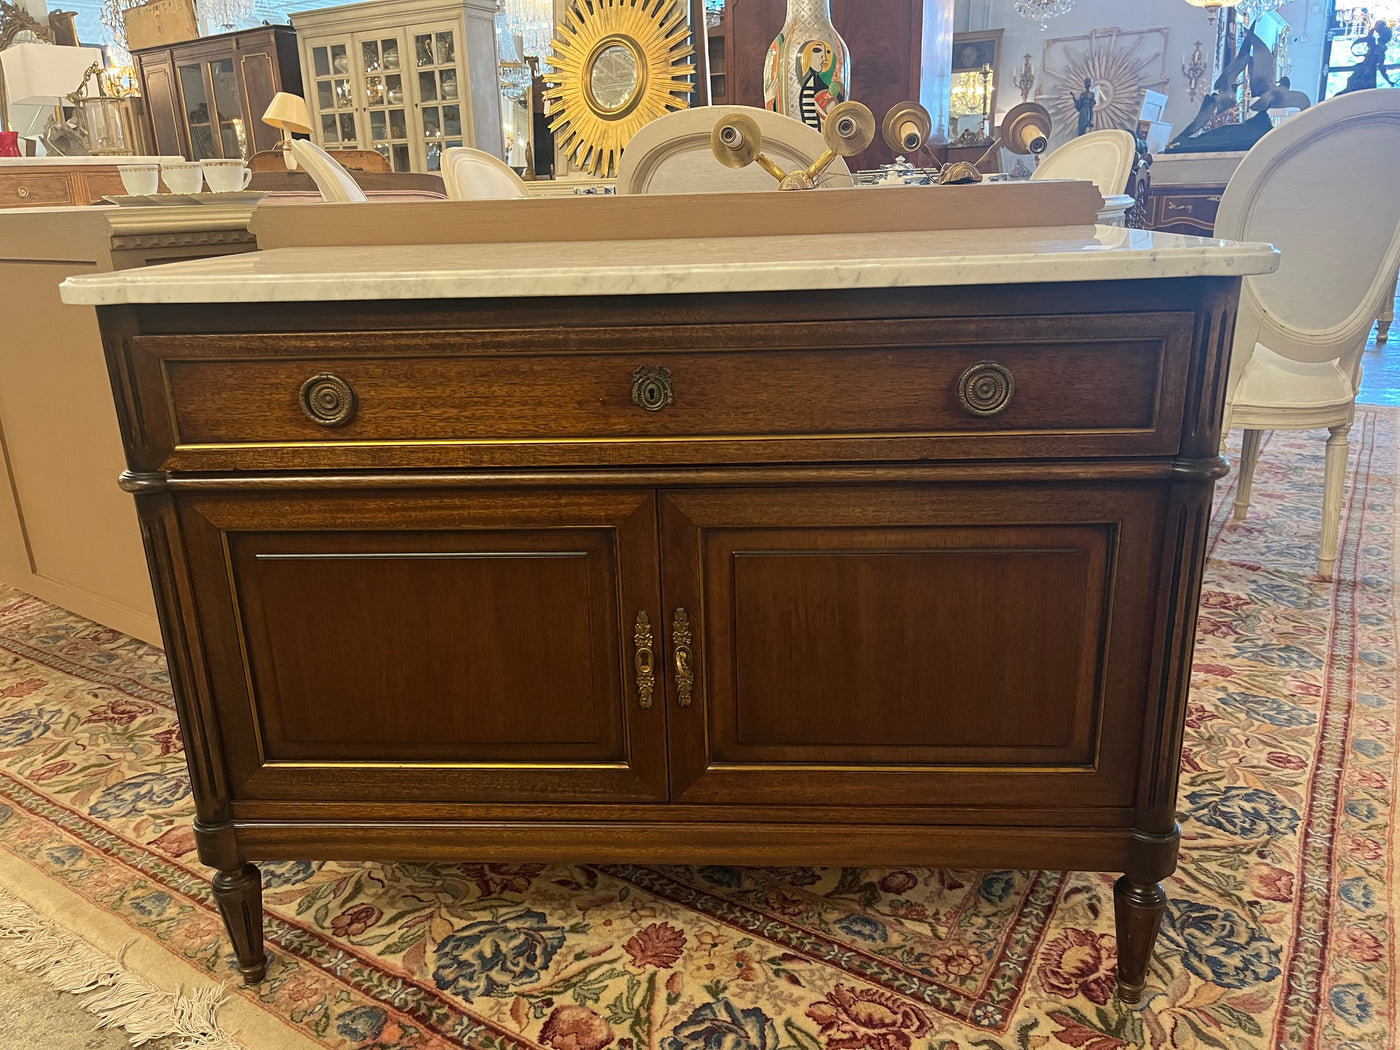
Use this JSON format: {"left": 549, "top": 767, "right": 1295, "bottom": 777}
{"left": 1318, "top": 424, "right": 1351, "bottom": 579}
{"left": 1232, "top": 428, "right": 1262, "bottom": 523}
{"left": 212, "top": 862, "right": 268, "bottom": 983}
{"left": 1114, "top": 876, "right": 1166, "bottom": 1005}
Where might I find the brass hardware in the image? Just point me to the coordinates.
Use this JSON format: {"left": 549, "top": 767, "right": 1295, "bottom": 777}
{"left": 711, "top": 100, "right": 875, "bottom": 191}
{"left": 672, "top": 607, "right": 694, "bottom": 707}
{"left": 633, "top": 611, "right": 655, "bottom": 709}
{"left": 958, "top": 361, "right": 1015, "bottom": 417}
{"left": 882, "top": 101, "right": 931, "bottom": 155}
{"left": 631, "top": 365, "right": 674, "bottom": 412}
{"left": 16, "top": 185, "right": 29, "bottom": 199}
{"left": 947, "top": 101, "right": 1052, "bottom": 185}
{"left": 298, "top": 372, "right": 357, "bottom": 428}
{"left": 1166, "top": 200, "right": 1194, "bottom": 212}
{"left": 1206, "top": 195, "right": 1222, "bottom": 203}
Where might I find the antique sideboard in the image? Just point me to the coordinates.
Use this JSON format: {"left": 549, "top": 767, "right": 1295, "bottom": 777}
{"left": 62, "top": 193, "right": 1278, "bottom": 1003}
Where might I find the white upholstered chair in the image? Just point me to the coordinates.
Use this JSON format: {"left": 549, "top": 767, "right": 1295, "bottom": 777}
{"left": 289, "top": 139, "right": 369, "bottom": 203}
{"left": 441, "top": 146, "right": 529, "bottom": 200}
{"left": 1218, "top": 89, "right": 1400, "bottom": 578}
{"left": 1030, "top": 129, "right": 1136, "bottom": 200}
{"left": 616, "top": 105, "right": 853, "bottom": 195}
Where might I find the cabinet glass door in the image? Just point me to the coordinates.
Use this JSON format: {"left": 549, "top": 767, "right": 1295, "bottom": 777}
{"left": 360, "top": 33, "right": 411, "bottom": 171}
{"left": 411, "top": 23, "right": 464, "bottom": 171}
{"left": 209, "top": 57, "right": 247, "bottom": 159}
{"left": 178, "top": 62, "right": 216, "bottom": 159}
{"left": 309, "top": 39, "right": 359, "bottom": 148}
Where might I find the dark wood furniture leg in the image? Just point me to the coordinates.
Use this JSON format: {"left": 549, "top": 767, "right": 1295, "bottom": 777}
{"left": 211, "top": 861, "right": 268, "bottom": 983}
{"left": 1114, "top": 875, "right": 1166, "bottom": 1004}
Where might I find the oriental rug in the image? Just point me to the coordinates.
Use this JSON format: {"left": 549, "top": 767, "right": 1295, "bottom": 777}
{"left": 0, "top": 409, "right": 1396, "bottom": 1050}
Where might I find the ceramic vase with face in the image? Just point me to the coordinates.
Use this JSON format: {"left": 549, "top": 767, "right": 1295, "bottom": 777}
{"left": 764, "top": 0, "right": 850, "bottom": 132}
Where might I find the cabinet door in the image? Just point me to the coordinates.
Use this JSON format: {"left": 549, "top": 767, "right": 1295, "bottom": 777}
{"left": 138, "top": 52, "right": 186, "bottom": 157}
{"left": 177, "top": 489, "right": 667, "bottom": 803}
{"left": 306, "top": 35, "right": 363, "bottom": 151}
{"left": 659, "top": 484, "right": 1164, "bottom": 809}
{"left": 235, "top": 33, "right": 283, "bottom": 155}
{"left": 176, "top": 60, "right": 218, "bottom": 159}
{"left": 408, "top": 20, "right": 466, "bottom": 171}
{"left": 357, "top": 30, "right": 413, "bottom": 171}
{"left": 207, "top": 54, "right": 249, "bottom": 158}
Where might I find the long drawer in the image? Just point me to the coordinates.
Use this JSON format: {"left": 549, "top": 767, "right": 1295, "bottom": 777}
{"left": 0, "top": 173, "right": 75, "bottom": 208}
{"left": 135, "top": 312, "right": 1194, "bottom": 469}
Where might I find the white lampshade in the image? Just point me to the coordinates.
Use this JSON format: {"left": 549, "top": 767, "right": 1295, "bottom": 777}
{"left": 0, "top": 42, "right": 103, "bottom": 105}
{"left": 262, "top": 92, "right": 312, "bottom": 135}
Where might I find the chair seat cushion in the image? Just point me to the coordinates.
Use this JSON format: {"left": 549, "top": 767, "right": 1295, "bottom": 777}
{"left": 1231, "top": 343, "right": 1356, "bottom": 410}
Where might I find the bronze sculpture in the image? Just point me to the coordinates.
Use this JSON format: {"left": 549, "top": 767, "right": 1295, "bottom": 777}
{"left": 1341, "top": 20, "right": 1395, "bottom": 95}
{"left": 1071, "top": 77, "right": 1097, "bottom": 136}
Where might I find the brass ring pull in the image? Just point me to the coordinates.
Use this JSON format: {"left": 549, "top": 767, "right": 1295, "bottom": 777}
{"left": 298, "top": 372, "right": 357, "bottom": 428}
{"left": 958, "top": 362, "right": 1015, "bottom": 417}
{"left": 672, "top": 607, "right": 694, "bottom": 707}
{"left": 631, "top": 365, "right": 674, "bottom": 413}
{"left": 634, "top": 612, "right": 655, "bottom": 710}
{"left": 16, "top": 186, "right": 30, "bottom": 199}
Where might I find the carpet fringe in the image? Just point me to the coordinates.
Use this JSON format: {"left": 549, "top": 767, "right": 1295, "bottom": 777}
{"left": 0, "top": 888, "right": 242, "bottom": 1049}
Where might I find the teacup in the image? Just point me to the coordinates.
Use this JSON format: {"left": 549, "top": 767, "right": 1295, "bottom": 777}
{"left": 117, "top": 162, "right": 159, "bottom": 195}
{"left": 160, "top": 161, "right": 203, "bottom": 194}
{"left": 203, "top": 158, "right": 252, "bottom": 193}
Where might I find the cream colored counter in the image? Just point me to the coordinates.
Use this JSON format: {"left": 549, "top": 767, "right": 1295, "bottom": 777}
{"left": 0, "top": 204, "right": 258, "bottom": 644}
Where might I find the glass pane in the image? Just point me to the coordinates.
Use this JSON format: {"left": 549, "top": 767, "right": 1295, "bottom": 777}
{"left": 371, "top": 111, "right": 386, "bottom": 138}
{"left": 385, "top": 74, "right": 403, "bottom": 105}
{"left": 366, "top": 74, "right": 384, "bottom": 106}
{"left": 444, "top": 139, "right": 462, "bottom": 150}
{"left": 427, "top": 140, "right": 441, "bottom": 170}
{"left": 374, "top": 143, "right": 390, "bottom": 161}
{"left": 422, "top": 106, "right": 440, "bottom": 135}
{"left": 339, "top": 112, "right": 356, "bottom": 141}
{"left": 210, "top": 58, "right": 244, "bottom": 159}
{"left": 439, "top": 68, "right": 457, "bottom": 100}
{"left": 389, "top": 109, "right": 406, "bottom": 139}
{"left": 190, "top": 124, "right": 215, "bottom": 159}
{"left": 317, "top": 80, "right": 334, "bottom": 112}
{"left": 321, "top": 113, "right": 339, "bottom": 141}
{"left": 362, "top": 40, "right": 380, "bottom": 72}
{"left": 419, "top": 70, "right": 437, "bottom": 101}
{"left": 435, "top": 32, "right": 454, "bottom": 65}
{"left": 382, "top": 39, "right": 400, "bottom": 70}
{"left": 335, "top": 78, "right": 353, "bottom": 109}
{"left": 313, "top": 46, "right": 330, "bottom": 78}
{"left": 443, "top": 104, "right": 460, "bottom": 137}
{"left": 331, "top": 44, "right": 349, "bottom": 74}
{"left": 392, "top": 143, "right": 410, "bottom": 171}
{"left": 416, "top": 34, "right": 432, "bottom": 67}
{"left": 178, "top": 64, "right": 212, "bottom": 160}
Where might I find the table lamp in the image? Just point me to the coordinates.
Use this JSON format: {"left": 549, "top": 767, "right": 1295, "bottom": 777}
{"left": 262, "top": 91, "right": 312, "bottom": 170}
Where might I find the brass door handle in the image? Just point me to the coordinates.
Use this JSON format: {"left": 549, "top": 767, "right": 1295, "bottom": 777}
{"left": 672, "top": 607, "right": 694, "bottom": 707}
{"left": 299, "top": 372, "right": 358, "bottom": 427}
{"left": 633, "top": 612, "right": 655, "bottom": 709}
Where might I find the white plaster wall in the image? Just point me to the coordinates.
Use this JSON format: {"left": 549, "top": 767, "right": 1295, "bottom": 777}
{"left": 954, "top": 0, "right": 1329, "bottom": 139}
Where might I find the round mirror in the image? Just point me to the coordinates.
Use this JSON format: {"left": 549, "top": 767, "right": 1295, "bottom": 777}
{"left": 589, "top": 43, "right": 640, "bottom": 113}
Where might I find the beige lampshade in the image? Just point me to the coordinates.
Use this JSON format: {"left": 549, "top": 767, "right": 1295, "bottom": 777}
{"left": 262, "top": 92, "right": 312, "bottom": 134}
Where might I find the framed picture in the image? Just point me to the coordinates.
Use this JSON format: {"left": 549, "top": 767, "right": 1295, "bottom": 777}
{"left": 950, "top": 29, "right": 1003, "bottom": 133}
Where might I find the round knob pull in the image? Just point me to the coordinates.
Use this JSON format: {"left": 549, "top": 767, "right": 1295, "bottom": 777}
{"left": 631, "top": 365, "right": 674, "bottom": 413}
{"left": 298, "top": 372, "right": 357, "bottom": 428}
{"left": 958, "top": 362, "right": 1015, "bottom": 417}
{"left": 16, "top": 185, "right": 30, "bottom": 199}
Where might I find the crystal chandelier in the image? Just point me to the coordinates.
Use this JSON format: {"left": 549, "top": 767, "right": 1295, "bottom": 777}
{"left": 1013, "top": 0, "right": 1075, "bottom": 30}
{"left": 1236, "top": 0, "right": 1291, "bottom": 20}
{"left": 502, "top": 0, "right": 555, "bottom": 58}
{"left": 1337, "top": 3, "right": 1400, "bottom": 35}
{"left": 198, "top": 0, "right": 254, "bottom": 33}
{"left": 496, "top": 10, "right": 531, "bottom": 102}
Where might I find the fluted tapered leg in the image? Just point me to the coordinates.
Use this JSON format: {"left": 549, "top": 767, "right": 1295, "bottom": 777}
{"left": 1319, "top": 424, "right": 1351, "bottom": 579}
{"left": 1114, "top": 876, "right": 1166, "bottom": 1005}
{"left": 1232, "top": 429, "right": 1262, "bottom": 523}
{"left": 212, "top": 862, "right": 267, "bottom": 983}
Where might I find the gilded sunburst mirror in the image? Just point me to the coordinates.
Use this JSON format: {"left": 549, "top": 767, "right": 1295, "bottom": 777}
{"left": 545, "top": 0, "right": 695, "bottom": 177}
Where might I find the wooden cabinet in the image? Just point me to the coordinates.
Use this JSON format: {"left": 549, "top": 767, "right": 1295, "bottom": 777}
{"left": 134, "top": 26, "right": 302, "bottom": 161}
{"left": 292, "top": 0, "right": 502, "bottom": 172}
{"left": 97, "top": 272, "right": 1237, "bottom": 1001}
{"left": 1143, "top": 184, "right": 1224, "bottom": 236}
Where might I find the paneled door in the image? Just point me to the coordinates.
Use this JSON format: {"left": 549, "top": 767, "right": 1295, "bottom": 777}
{"left": 408, "top": 20, "right": 467, "bottom": 171}
{"left": 306, "top": 35, "right": 361, "bottom": 154}
{"left": 176, "top": 488, "right": 668, "bottom": 804}
{"left": 659, "top": 484, "right": 1165, "bottom": 809}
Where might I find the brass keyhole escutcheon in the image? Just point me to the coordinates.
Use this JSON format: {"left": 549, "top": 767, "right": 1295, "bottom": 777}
{"left": 298, "top": 373, "right": 358, "bottom": 428}
{"left": 631, "top": 365, "right": 674, "bottom": 412}
{"left": 957, "top": 362, "right": 1015, "bottom": 417}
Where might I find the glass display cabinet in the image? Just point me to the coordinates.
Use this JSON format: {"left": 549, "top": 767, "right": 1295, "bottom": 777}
{"left": 293, "top": 0, "right": 502, "bottom": 173}
{"left": 134, "top": 27, "right": 303, "bottom": 162}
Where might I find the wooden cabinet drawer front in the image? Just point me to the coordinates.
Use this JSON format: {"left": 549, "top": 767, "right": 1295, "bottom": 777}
{"left": 0, "top": 173, "right": 74, "bottom": 207}
{"left": 1153, "top": 192, "right": 1221, "bottom": 235}
{"left": 152, "top": 314, "right": 1191, "bottom": 464}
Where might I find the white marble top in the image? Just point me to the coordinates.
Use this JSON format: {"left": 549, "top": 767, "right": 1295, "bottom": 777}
{"left": 59, "top": 225, "right": 1279, "bottom": 306}
{"left": 0, "top": 155, "right": 183, "bottom": 167}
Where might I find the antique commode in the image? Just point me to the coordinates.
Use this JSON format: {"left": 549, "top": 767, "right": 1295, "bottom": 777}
{"left": 60, "top": 187, "right": 1279, "bottom": 1003}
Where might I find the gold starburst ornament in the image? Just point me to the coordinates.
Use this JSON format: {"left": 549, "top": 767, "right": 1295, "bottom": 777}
{"left": 545, "top": 0, "right": 695, "bottom": 177}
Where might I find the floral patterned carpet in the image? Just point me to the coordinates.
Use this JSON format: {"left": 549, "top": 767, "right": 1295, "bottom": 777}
{"left": 0, "top": 409, "right": 1396, "bottom": 1050}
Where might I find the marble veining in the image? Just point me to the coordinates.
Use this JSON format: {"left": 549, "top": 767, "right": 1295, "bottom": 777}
{"left": 59, "top": 225, "right": 1280, "bottom": 306}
